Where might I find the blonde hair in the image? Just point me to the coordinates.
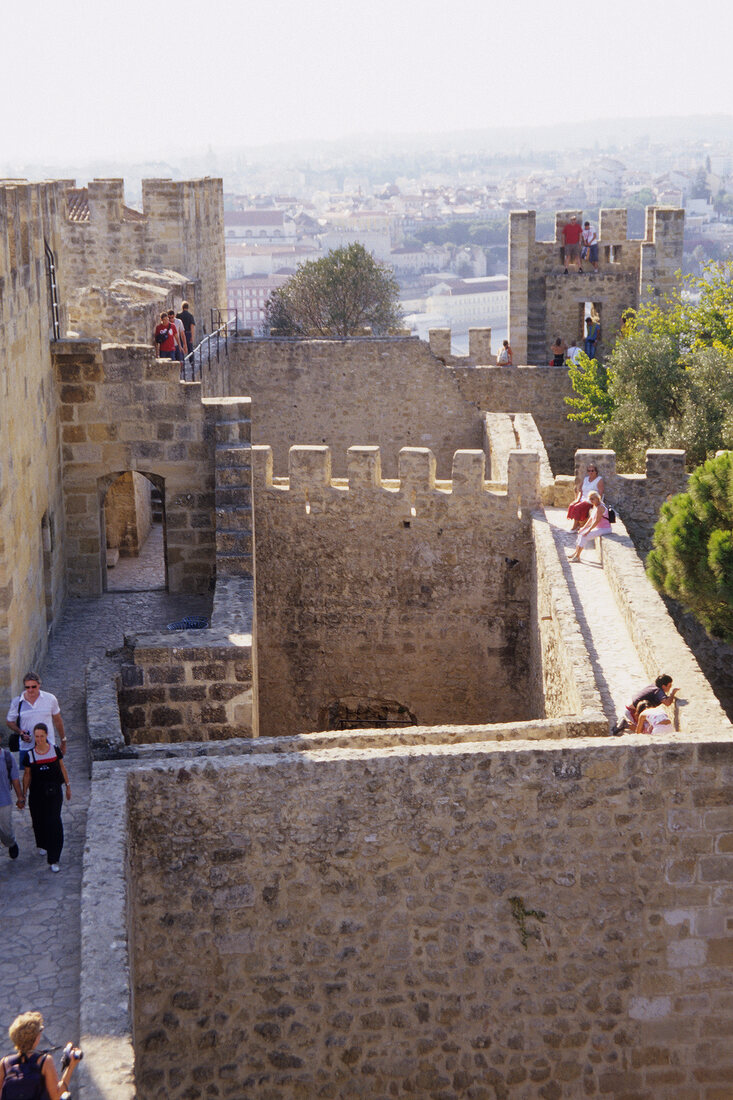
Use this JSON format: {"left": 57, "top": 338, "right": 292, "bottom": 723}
{"left": 9, "top": 1011, "right": 43, "bottom": 1055}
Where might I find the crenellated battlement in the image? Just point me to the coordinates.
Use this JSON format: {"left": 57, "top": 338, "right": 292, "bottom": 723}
{"left": 253, "top": 443, "right": 541, "bottom": 514}
{"left": 509, "top": 205, "right": 684, "bottom": 366}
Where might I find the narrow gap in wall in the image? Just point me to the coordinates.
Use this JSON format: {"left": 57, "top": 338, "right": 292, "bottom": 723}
{"left": 104, "top": 472, "right": 167, "bottom": 592}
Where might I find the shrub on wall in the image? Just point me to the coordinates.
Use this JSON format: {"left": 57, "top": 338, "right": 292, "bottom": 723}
{"left": 647, "top": 451, "right": 733, "bottom": 642}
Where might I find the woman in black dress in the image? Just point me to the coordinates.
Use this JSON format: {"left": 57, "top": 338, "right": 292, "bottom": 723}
{"left": 22, "top": 722, "right": 71, "bottom": 872}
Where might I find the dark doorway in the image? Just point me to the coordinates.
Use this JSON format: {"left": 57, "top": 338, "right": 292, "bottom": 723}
{"left": 102, "top": 472, "right": 167, "bottom": 592}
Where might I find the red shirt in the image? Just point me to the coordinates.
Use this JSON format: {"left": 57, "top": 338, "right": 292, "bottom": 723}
{"left": 563, "top": 221, "right": 583, "bottom": 245}
{"left": 154, "top": 323, "right": 176, "bottom": 353}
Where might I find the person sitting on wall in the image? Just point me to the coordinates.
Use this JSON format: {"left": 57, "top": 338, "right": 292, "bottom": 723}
{"left": 611, "top": 675, "right": 679, "bottom": 735}
{"left": 0, "top": 1011, "right": 81, "bottom": 1099}
{"left": 550, "top": 336, "right": 567, "bottom": 366}
{"left": 496, "top": 339, "right": 513, "bottom": 366}
{"left": 567, "top": 490, "right": 611, "bottom": 563}
{"left": 635, "top": 699, "right": 675, "bottom": 735}
{"left": 567, "top": 462, "right": 604, "bottom": 530}
{"left": 562, "top": 214, "right": 584, "bottom": 274}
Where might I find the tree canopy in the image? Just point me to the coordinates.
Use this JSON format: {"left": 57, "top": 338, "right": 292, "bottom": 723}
{"left": 646, "top": 451, "right": 733, "bottom": 642}
{"left": 565, "top": 263, "right": 733, "bottom": 469}
{"left": 265, "top": 243, "right": 402, "bottom": 339}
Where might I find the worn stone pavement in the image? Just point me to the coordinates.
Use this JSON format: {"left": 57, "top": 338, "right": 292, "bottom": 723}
{"left": 106, "top": 523, "right": 165, "bottom": 592}
{"left": 546, "top": 507, "right": 646, "bottom": 724}
{"left": 0, "top": 585, "right": 211, "bottom": 1068}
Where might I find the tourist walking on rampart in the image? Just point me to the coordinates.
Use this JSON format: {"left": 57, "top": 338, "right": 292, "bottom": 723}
{"left": 562, "top": 214, "right": 584, "bottom": 273}
{"left": 153, "top": 312, "right": 178, "bottom": 360}
{"left": 168, "top": 309, "right": 187, "bottom": 367}
{"left": 0, "top": 1011, "right": 81, "bottom": 1099}
{"left": 612, "top": 675, "right": 679, "bottom": 735}
{"left": 497, "top": 339, "right": 513, "bottom": 366}
{"left": 0, "top": 744, "right": 23, "bottom": 861}
{"left": 581, "top": 221, "right": 599, "bottom": 272}
{"left": 21, "top": 723, "right": 71, "bottom": 873}
{"left": 177, "top": 300, "right": 196, "bottom": 363}
{"left": 567, "top": 462, "right": 604, "bottom": 530}
{"left": 567, "top": 491, "right": 611, "bottom": 562}
{"left": 6, "top": 673, "right": 66, "bottom": 771}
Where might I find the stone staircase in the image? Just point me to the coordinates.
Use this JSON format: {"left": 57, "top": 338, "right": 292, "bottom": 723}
{"left": 214, "top": 400, "right": 253, "bottom": 578}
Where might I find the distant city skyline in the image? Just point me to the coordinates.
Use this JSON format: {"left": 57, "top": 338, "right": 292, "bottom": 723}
{"left": 4, "top": 0, "right": 733, "bottom": 169}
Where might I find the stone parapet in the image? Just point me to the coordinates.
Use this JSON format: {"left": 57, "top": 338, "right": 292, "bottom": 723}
{"left": 80, "top": 728, "right": 733, "bottom": 1100}
{"left": 530, "top": 511, "right": 607, "bottom": 722}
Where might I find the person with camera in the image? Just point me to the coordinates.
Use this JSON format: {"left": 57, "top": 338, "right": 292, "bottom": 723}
{"left": 0, "top": 1011, "right": 81, "bottom": 1099}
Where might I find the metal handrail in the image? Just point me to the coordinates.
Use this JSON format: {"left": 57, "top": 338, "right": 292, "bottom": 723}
{"left": 183, "top": 310, "right": 238, "bottom": 382}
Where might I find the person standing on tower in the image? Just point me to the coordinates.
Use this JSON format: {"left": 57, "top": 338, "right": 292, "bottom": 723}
{"left": 562, "top": 214, "right": 584, "bottom": 274}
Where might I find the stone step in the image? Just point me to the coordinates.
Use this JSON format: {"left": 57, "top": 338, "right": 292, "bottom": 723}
{"left": 215, "top": 486, "right": 251, "bottom": 509}
{"left": 216, "top": 553, "right": 254, "bottom": 577}
{"left": 215, "top": 466, "right": 251, "bottom": 488}
{"left": 215, "top": 443, "right": 252, "bottom": 467}
{"left": 216, "top": 531, "right": 253, "bottom": 556}
{"left": 215, "top": 506, "right": 252, "bottom": 531}
{"left": 215, "top": 420, "right": 251, "bottom": 444}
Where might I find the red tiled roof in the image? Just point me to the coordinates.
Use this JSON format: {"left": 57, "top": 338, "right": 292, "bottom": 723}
{"left": 66, "top": 189, "right": 89, "bottom": 222}
{"left": 65, "top": 188, "right": 146, "bottom": 224}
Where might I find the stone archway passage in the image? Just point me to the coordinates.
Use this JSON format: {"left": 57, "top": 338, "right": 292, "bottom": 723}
{"left": 102, "top": 471, "right": 167, "bottom": 592}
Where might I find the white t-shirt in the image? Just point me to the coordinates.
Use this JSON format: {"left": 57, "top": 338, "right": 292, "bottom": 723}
{"left": 6, "top": 690, "right": 61, "bottom": 751}
{"left": 582, "top": 226, "right": 598, "bottom": 246}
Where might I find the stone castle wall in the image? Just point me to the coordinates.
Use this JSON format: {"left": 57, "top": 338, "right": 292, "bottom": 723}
{"left": 508, "top": 206, "right": 684, "bottom": 365}
{"left": 220, "top": 336, "right": 592, "bottom": 480}
{"left": 53, "top": 340, "right": 216, "bottom": 596}
{"left": 126, "top": 731, "right": 733, "bottom": 1100}
{"left": 61, "top": 178, "right": 226, "bottom": 340}
{"left": 104, "top": 471, "right": 153, "bottom": 556}
{"left": 252, "top": 444, "right": 541, "bottom": 738}
{"left": 0, "top": 181, "right": 68, "bottom": 689}
{"left": 222, "top": 336, "right": 483, "bottom": 479}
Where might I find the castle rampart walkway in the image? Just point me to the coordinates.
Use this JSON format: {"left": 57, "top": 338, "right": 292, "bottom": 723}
{"left": 545, "top": 507, "right": 647, "bottom": 724}
{"left": 0, "top": 590, "right": 210, "bottom": 1064}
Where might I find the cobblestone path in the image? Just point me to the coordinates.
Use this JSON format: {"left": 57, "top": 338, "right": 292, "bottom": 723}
{"left": 106, "top": 523, "right": 166, "bottom": 592}
{"left": 546, "top": 507, "right": 646, "bottom": 724}
{"left": 0, "top": 589, "right": 211, "bottom": 1064}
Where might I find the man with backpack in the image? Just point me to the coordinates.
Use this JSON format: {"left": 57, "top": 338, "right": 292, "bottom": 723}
{"left": 0, "top": 741, "right": 23, "bottom": 860}
{"left": 0, "top": 1011, "right": 81, "bottom": 1099}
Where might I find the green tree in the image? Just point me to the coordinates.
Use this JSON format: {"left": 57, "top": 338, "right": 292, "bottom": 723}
{"left": 265, "top": 243, "right": 402, "bottom": 338}
{"left": 647, "top": 451, "right": 733, "bottom": 641}
{"left": 565, "top": 263, "right": 733, "bottom": 468}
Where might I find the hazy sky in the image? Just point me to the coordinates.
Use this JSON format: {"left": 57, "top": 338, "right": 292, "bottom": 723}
{"left": 3, "top": 0, "right": 732, "bottom": 165}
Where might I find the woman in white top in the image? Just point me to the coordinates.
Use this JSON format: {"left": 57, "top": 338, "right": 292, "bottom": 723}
{"left": 567, "top": 462, "right": 604, "bottom": 530}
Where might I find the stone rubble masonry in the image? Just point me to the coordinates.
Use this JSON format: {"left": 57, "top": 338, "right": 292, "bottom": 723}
{"left": 453, "top": 363, "right": 594, "bottom": 474}
{"left": 104, "top": 471, "right": 153, "bottom": 556}
{"left": 218, "top": 334, "right": 594, "bottom": 482}
{"left": 52, "top": 339, "right": 221, "bottom": 596}
{"left": 60, "top": 177, "right": 226, "bottom": 339}
{"left": 0, "top": 180, "right": 68, "bottom": 688}
{"left": 252, "top": 443, "right": 541, "bottom": 738}
{"left": 508, "top": 205, "right": 684, "bottom": 365}
{"left": 483, "top": 411, "right": 555, "bottom": 503}
{"left": 92, "top": 727, "right": 733, "bottom": 1100}
{"left": 68, "top": 268, "right": 196, "bottom": 345}
{"left": 116, "top": 574, "right": 253, "bottom": 745}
